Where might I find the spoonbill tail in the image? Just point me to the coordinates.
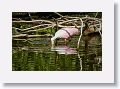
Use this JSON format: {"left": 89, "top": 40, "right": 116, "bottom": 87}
{"left": 51, "top": 18, "right": 83, "bottom": 49}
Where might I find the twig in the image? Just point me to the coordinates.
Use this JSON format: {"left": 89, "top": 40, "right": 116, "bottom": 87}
{"left": 77, "top": 52, "right": 82, "bottom": 71}
{"left": 94, "top": 12, "right": 98, "bottom": 18}
{"left": 28, "top": 12, "right": 33, "bottom": 20}
{"left": 77, "top": 18, "right": 84, "bottom": 49}
{"left": 54, "top": 12, "right": 63, "bottom": 17}
{"left": 12, "top": 27, "right": 21, "bottom": 30}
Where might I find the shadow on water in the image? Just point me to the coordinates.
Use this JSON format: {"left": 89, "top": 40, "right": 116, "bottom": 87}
{"left": 12, "top": 35, "right": 102, "bottom": 71}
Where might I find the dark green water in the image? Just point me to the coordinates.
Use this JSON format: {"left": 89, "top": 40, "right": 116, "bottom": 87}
{"left": 12, "top": 35, "right": 102, "bottom": 71}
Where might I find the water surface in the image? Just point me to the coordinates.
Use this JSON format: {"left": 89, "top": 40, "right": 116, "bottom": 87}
{"left": 12, "top": 35, "right": 102, "bottom": 71}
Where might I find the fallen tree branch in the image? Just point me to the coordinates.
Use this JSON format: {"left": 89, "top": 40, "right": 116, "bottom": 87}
{"left": 12, "top": 24, "right": 53, "bottom": 32}
{"left": 12, "top": 19, "right": 54, "bottom": 24}
{"left": 59, "top": 18, "right": 80, "bottom": 25}
{"left": 58, "top": 25, "right": 83, "bottom": 28}
{"left": 21, "top": 25, "right": 54, "bottom": 34}
{"left": 13, "top": 34, "right": 53, "bottom": 39}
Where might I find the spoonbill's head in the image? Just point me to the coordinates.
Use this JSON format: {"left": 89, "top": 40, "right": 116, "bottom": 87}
{"left": 51, "top": 36, "right": 57, "bottom": 49}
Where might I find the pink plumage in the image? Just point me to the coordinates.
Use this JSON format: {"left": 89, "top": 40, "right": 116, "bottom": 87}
{"left": 56, "top": 28, "right": 78, "bottom": 38}
{"left": 51, "top": 27, "right": 79, "bottom": 46}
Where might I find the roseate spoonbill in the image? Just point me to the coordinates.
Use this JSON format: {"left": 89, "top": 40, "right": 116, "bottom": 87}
{"left": 51, "top": 18, "right": 83, "bottom": 49}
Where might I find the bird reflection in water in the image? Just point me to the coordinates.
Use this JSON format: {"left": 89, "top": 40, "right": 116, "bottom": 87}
{"left": 51, "top": 45, "right": 83, "bottom": 71}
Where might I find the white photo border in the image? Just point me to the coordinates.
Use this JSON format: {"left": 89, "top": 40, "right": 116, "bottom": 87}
{"left": 0, "top": 0, "right": 114, "bottom": 83}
